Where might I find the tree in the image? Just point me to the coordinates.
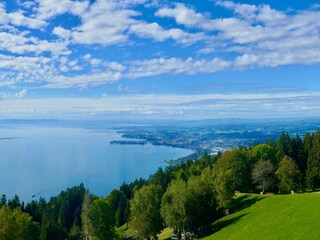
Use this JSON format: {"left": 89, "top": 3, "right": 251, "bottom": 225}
{"left": 7, "top": 194, "right": 21, "bottom": 209}
{"left": 251, "top": 144, "right": 276, "bottom": 164}
{"left": 185, "top": 175, "right": 219, "bottom": 235}
{"left": 161, "top": 179, "right": 188, "bottom": 239}
{"left": 303, "top": 132, "right": 313, "bottom": 156}
{"left": 88, "top": 198, "right": 115, "bottom": 240}
{"left": 212, "top": 149, "right": 250, "bottom": 208}
{"left": 38, "top": 184, "right": 85, "bottom": 240}
{"left": 107, "top": 189, "right": 128, "bottom": 227}
{"left": 212, "top": 166, "right": 234, "bottom": 209}
{"left": 0, "top": 205, "right": 40, "bottom": 240}
{"left": 41, "top": 224, "right": 67, "bottom": 240}
{"left": 149, "top": 167, "right": 170, "bottom": 191}
{"left": 276, "top": 156, "right": 301, "bottom": 192}
{"left": 306, "top": 131, "right": 320, "bottom": 189}
{"left": 276, "top": 132, "right": 293, "bottom": 161}
{"left": 251, "top": 160, "right": 274, "bottom": 193}
{"left": 291, "top": 134, "right": 307, "bottom": 176}
{"left": 81, "top": 190, "right": 92, "bottom": 240}
{"left": 129, "top": 184, "right": 163, "bottom": 239}
{"left": 0, "top": 194, "right": 7, "bottom": 207}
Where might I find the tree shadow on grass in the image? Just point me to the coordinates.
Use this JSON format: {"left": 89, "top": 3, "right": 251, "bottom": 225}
{"left": 212, "top": 213, "right": 248, "bottom": 232}
{"left": 200, "top": 213, "right": 248, "bottom": 237}
{"left": 199, "top": 195, "right": 265, "bottom": 238}
{"left": 230, "top": 195, "right": 265, "bottom": 213}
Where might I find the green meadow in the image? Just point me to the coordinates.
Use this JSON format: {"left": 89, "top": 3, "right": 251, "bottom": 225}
{"left": 204, "top": 193, "right": 320, "bottom": 240}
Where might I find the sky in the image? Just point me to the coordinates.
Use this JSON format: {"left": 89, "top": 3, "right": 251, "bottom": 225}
{"left": 0, "top": 0, "right": 320, "bottom": 120}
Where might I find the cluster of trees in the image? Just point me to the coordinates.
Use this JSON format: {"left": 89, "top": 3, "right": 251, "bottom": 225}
{"left": 128, "top": 130, "right": 320, "bottom": 239}
{"left": 0, "top": 130, "right": 320, "bottom": 239}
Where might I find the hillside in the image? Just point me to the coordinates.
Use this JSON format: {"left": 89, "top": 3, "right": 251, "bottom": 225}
{"left": 204, "top": 192, "right": 320, "bottom": 240}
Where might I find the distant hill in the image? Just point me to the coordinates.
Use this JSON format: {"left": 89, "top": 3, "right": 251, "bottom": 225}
{"left": 204, "top": 192, "right": 320, "bottom": 240}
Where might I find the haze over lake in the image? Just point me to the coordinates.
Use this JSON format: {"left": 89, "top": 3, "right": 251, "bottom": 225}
{"left": 0, "top": 125, "right": 193, "bottom": 201}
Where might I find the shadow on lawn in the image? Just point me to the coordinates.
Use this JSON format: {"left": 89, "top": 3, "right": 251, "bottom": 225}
{"left": 230, "top": 194, "right": 265, "bottom": 213}
{"left": 200, "top": 195, "right": 265, "bottom": 238}
{"left": 211, "top": 213, "right": 248, "bottom": 233}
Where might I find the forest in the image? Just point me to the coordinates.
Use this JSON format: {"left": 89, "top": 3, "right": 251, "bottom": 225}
{"left": 0, "top": 130, "right": 320, "bottom": 240}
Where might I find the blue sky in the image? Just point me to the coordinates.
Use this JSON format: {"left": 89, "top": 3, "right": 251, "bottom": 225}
{"left": 0, "top": 0, "right": 320, "bottom": 120}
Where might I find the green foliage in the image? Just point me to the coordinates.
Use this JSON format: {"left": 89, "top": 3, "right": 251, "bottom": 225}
{"left": 0, "top": 206, "right": 40, "bottom": 240}
{"left": 250, "top": 144, "right": 276, "bottom": 163}
{"left": 81, "top": 190, "right": 91, "bottom": 240}
{"left": 35, "top": 184, "right": 85, "bottom": 240}
{"left": 0, "top": 194, "right": 7, "bottom": 207}
{"left": 7, "top": 194, "right": 21, "bottom": 210}
{"left": 185, "top": 175, "right": 219, "bottom": 234}
{"left": 25, "top": 198, "right": 46, "bottom": 223}
{"left": 129, "top": 184, "right": 163, "bottom": 239}
{"left": 212, "top": 149, "right": 250, "bottom": 208}
{"left": 41, "top": 223, "right": 67, "bottom": 240}
{"left": 276, "top": 156, "right": 301, "bottom": 192}
{"left": 276, "top": 132, "right": 293, "bottom": 161}
{"left": 213, "top": 167, "right": 234, "bottom": 209}
{"left": 161, "top": 174, "right": 219, "bottom": 236}
{"left": 251, "top": 160, "right": 274, "bottom": 193}
{"left": 306, "top": 131, "right": 320, "bottom": 189}
{"left": 107, "top": 189, "right": 128, "bottom": 227}
{"left": 303, "top": 132, "right": 313, "bottom": 155}
{"left": 291, "top": 134, "right": 307, "bottom": 175}
{"left": 88, "top": 198, "right": 116, "bottom": 240}
{"left": 149, "top": 167, "right": 171, "bottom": 191}
{"left": 161, "top": 179, "right": 188, "bottom": 234}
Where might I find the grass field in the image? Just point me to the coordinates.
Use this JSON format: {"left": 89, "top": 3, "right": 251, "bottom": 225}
{"left": 203, "top": 192, "right": 320, "bottom": 240}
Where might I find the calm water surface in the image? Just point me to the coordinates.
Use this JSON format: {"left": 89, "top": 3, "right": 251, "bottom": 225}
{"left": 0, "top": 126, "right": 192, "bottom": 201}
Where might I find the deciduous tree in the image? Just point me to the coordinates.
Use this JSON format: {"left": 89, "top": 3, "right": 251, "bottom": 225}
{"left": 251, "top": 160, "right": 274, "bottom": 193}
{"left": 0, "top": 206, "right": 40, "bottom": 240}
{"left": 276, "top": 156, "right": 301, "bottom": 192}
{"left": 129, "top": 184, "right": 163, "bottom": 239}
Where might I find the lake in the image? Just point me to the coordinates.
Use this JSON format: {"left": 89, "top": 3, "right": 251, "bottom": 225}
{"left": 0, "top": 125, "right": 193, "bottom": 201}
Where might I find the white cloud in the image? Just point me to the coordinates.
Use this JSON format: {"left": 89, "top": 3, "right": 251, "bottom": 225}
{"left": 1, "top": 93, "right": 320, "bottom": 120}
{"left": 70, "top": 0, "right": 138, "bottom": 45}
{"left": 129, "top": 21, "right": 206, "bottom": 44}
{"left": 157, "top": 2, "right": 320, "bottom": 68}
{"left": 83, "top": 54, "right": 91, "bottom": 60}
{"left": 0, "top": 0, "right": 319, "bottom": 91}
{"left": 127, "top": 57, "right": 230, "bottom": 78}
{"left": 0, "top": 3, "right": 45, "bottom": 29}
{"left": 156, "top": 3, "right": 207, "bottom": 28}
{"left": 55, "top": 0, "right": 206, "bottom": 46}
{"left": 0, "top": 89, "right": 27, "bottom": 99}
{"left": 43, "top": 71, "right": 122, "bottom": 89}
{"left": 0, "top": 31, "right": 70, "bottom": 56}
{"left": 36, "top": 0, "right": 89, "bottom": 20}
{"left": 108, "top": 62, "right": 126, "bottom": 72}
{"left": 90, "top": 58, "right": 102, "bottom": 67}
{"left": 53, "top": 27, "right": 71, "bottom": 39}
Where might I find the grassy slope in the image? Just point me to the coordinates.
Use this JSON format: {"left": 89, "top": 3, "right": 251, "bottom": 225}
{"left": 204, "top": 193, "right": 320, "bottom": 240}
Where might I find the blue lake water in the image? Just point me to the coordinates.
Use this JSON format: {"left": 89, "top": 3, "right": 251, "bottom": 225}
{"left": 0, "top": 126, "right": 193, "bottom": 201}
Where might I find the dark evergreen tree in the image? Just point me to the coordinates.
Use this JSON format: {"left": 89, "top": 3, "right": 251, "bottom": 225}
{"left": 0, "top": 194, "right": 7, "bottom": 207}
{"left": 276, "top": 132, "right": 293, "bottom": 162}
{"left": 303, "top": 132, "right": 313, "bottom": 157}
{"left": 291, "top": 134, "right": 307, "bottom": 176}
{"left": 306, "top": 131, "right": 320, "bottom": 189}
{"left": 107, "top": 189, "right": 128, "bottom": 227}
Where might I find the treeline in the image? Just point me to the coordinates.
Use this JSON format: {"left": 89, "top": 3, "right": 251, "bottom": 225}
{"left": 0, "top": 130, "right": 320, "bottom": 239}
